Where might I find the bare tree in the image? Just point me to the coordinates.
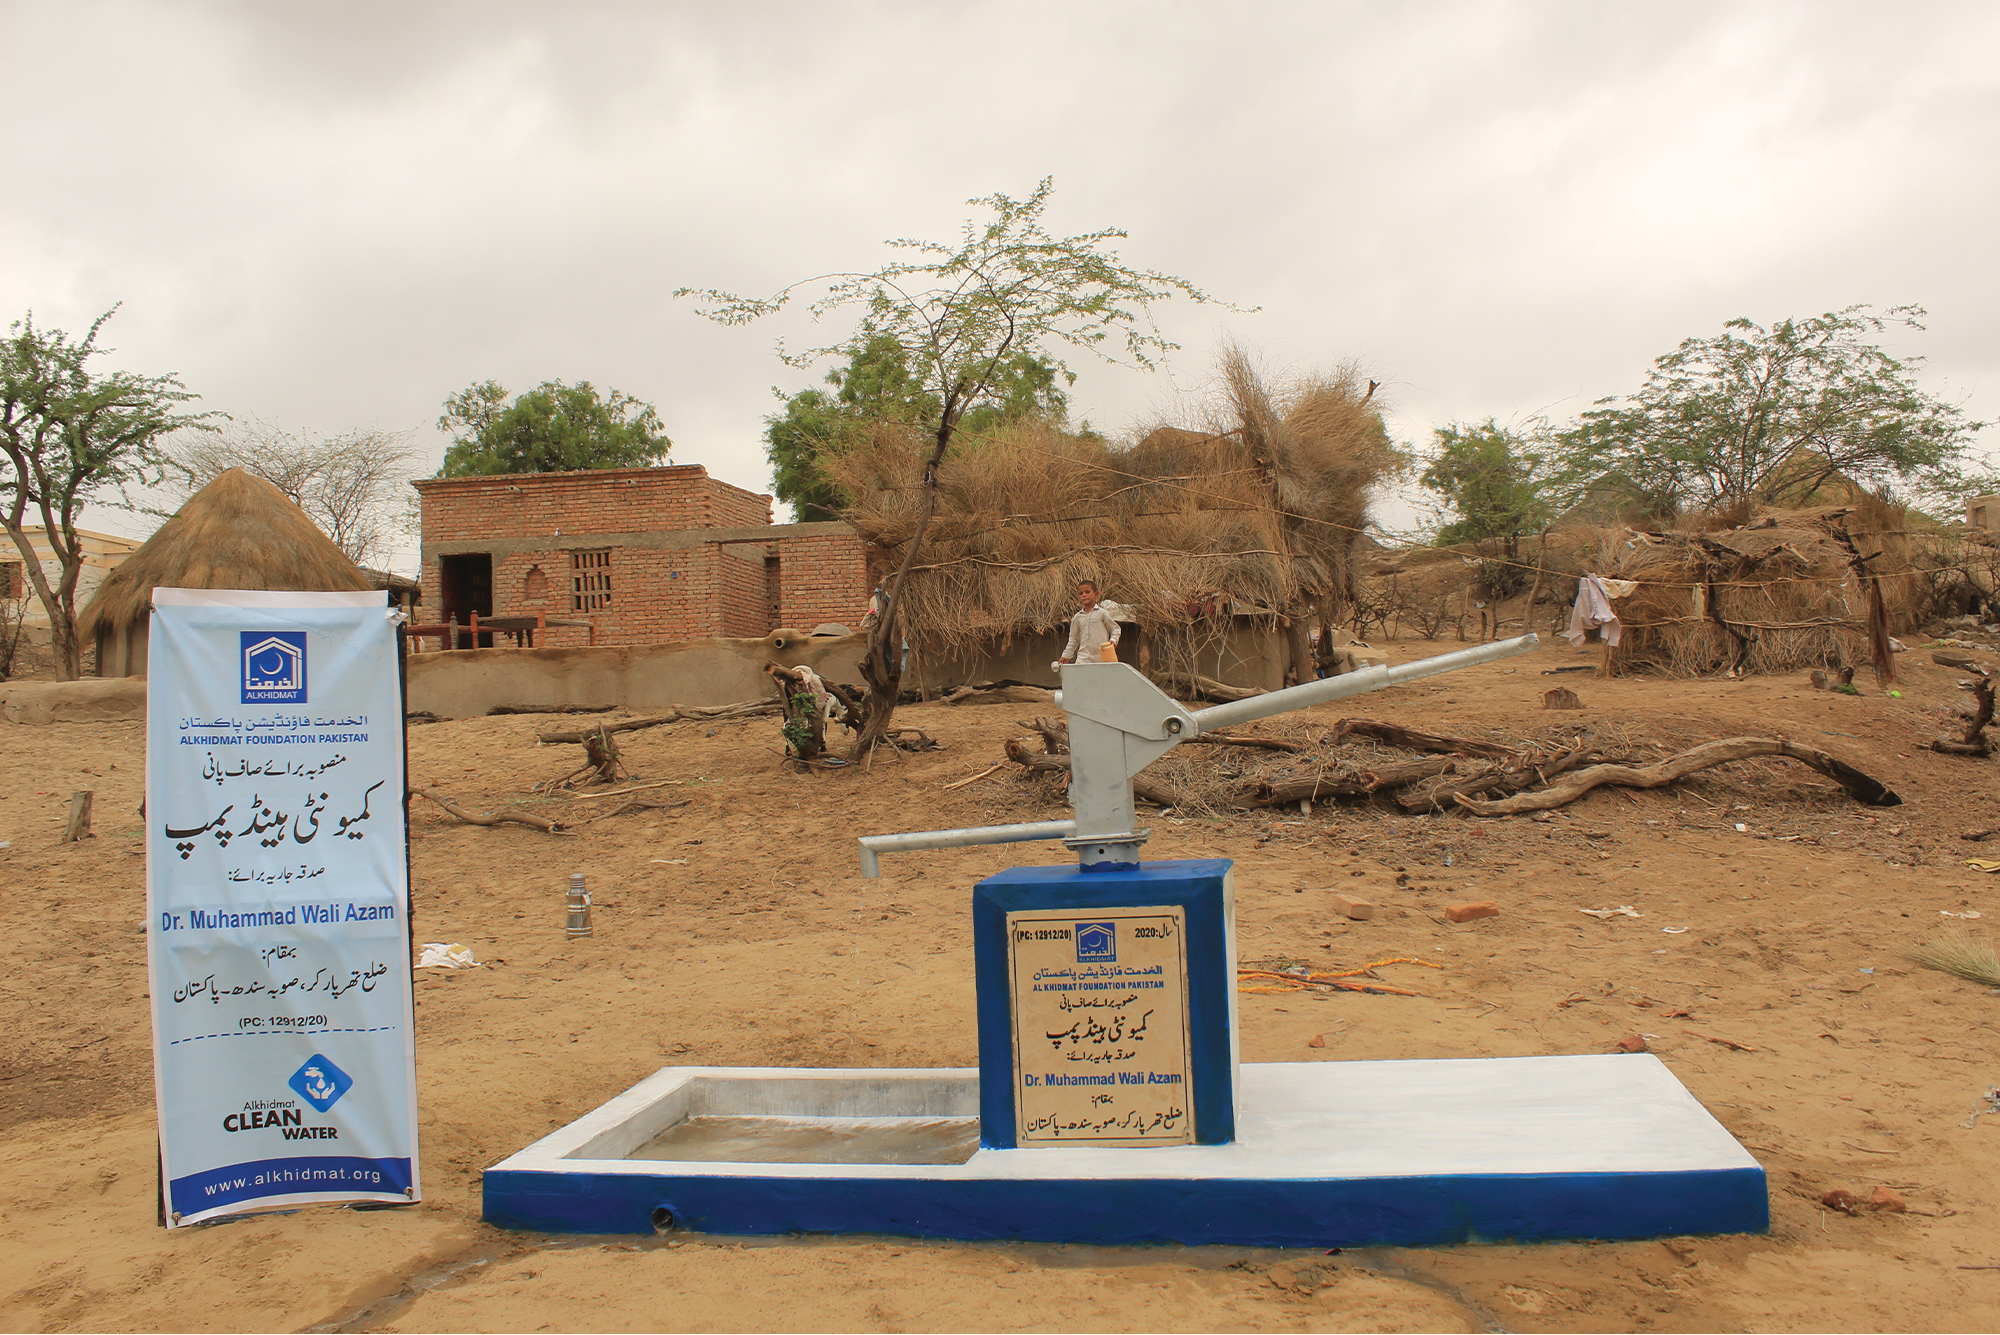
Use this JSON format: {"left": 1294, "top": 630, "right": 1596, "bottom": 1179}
{"left": 165, "top": 418, "right": 418, "bottom": 568}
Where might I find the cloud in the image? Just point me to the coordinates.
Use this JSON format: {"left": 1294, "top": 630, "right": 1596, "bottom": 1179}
{"left": 2, "top": 0, "right": 1992, "bottom": 556}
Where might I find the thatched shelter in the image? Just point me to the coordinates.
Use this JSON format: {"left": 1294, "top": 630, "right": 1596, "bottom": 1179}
{"left": 1416, "top": 498, "right": 1967, "bottom": 678}
{"left": 80, "top": 469, "right": 373, "bottom": 676}
{"left": 832, "top": 350, "right": 1401, "bottom": 685}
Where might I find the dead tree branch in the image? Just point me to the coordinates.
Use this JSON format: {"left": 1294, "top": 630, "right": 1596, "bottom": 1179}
{"left": 536, "top": 699, "right": 780, "bottom": 745}
{"left": 1333, "top": 718, "right": 1518, "bottom": 760}
{"left": 411, "top": 787, "right": 571, "bottom": 833}
{"left": 1454, "top": 737, "right": 1900, "bottom": 815}
{"left": 1930, "top": 679, "right": 1995, "bottom": 757}
{"left": 1155, "top": 672, "right": 1264, "bottom": 703}
{"left": 1397, "top": 742, "right": 1598, "bottom": 811}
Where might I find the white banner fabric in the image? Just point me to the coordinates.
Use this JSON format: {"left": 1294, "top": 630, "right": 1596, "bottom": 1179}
{"left": 146, "top": 588, "right": 420, "bottom": 1225}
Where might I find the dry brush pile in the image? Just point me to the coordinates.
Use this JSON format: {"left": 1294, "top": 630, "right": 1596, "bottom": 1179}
{"left": 831, "top": 348, "right": 1403, "bottom": 678}
{"left": 993, "top": 713, "right": 1900, "bottom": 821}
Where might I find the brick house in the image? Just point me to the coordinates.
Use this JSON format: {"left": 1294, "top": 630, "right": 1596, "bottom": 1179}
{"left": 411, "top": 465, "right": 873, "bottom": 647}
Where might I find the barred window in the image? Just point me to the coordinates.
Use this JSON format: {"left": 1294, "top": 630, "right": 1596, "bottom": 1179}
{"left": 570, "top": 549, "right": 612, "bottom": 612}
{"left": 0, "top": 561, "right": 20, "bottom": 601}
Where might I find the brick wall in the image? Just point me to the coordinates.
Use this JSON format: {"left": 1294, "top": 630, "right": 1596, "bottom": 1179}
{"left": 774, "top": 531, "right": 874, "bottom": 630}
{"left": 415, "top": 466, "right": 875, "bottom": 647}
{"left": 414, "top": 465, "right": 772, "bottom": 542}
{"left": 713, "top": 543, "right": 770, "bottom": 637}
{"left": 419, "top": 546, "right": 726, "bottom": 649}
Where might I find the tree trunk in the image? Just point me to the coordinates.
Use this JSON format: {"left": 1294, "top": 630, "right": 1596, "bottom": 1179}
{"left": 3, "top": 519, "right": 82, "bottom": 680}
{"left": 849, "top": 416, "right": 958, "bottom": 762}
{"left": 1521, "top": 526, "right": 1551, "bottom": 636}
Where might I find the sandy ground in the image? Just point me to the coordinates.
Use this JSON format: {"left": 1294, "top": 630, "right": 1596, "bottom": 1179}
{"left": 3, "top": 634, "right": 1999, "bottom": 1333}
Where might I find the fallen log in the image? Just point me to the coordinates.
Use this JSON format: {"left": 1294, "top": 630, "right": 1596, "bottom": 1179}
{"left": 1357, "top": 756, "right": 1457, "bottom": 792}
{"left": 1333, "top": 718, "right": 1517, "bottom": 760}
{"left": 1454, "top": 737, "right": 1901, "bottom": 816}
{"left": 1930, "top": 679, "right": 1994, "bottom": 757}
{"left": 1398, "top": 743, "right": 1598, "bottom": 812}
{"left": 1001, "top": 738, "right": 1180, "bottom": 807}
{"left": 412, "top": 787, "right": 570, "bottom": 833}
{"left": 1246, "top": 771, "right": 1371, "bottom": 805}
{"left": 587, "top": 797, "right": 691, "bottom": 822}
{"left": 943, "top": 683, "right": 1054, "bottom": 706}
{"left": 536, "top": 699, "right": 780, "bottom": 744}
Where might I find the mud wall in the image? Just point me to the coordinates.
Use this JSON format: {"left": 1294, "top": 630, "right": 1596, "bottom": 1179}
{"left": 405, "top": 630, "right": 869, "bottom": 719}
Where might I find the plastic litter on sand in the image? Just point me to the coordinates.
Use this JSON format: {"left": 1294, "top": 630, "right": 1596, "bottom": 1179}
{"left": 417, "top": 942, "right": 479, "bottom": 969}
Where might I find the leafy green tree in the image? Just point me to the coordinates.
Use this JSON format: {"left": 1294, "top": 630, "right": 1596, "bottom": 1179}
{"left": 1553, "top": 305, "right": 1982, "bottom": 517}
{"left": 0, "top": 305, "right": 212, "bottom": 679}
{"left": 680, "top": 177, "right": 1232, "bottom": 758}
{"left": 1419, "top": 419, "right": 1552, "bottom": 559}
{"left": 765, "top": 333, "right": 1071, "bottom": 522}
{"left": 437, "top": 378, "right": 671, "bottom": 477}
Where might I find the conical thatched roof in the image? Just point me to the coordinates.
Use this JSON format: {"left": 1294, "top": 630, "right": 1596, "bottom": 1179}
{"left": 79, "top": 468, "right": 373, "bottom": 638}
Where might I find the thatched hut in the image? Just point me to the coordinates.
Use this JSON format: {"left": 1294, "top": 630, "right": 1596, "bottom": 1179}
{"left": 1502, "top": 499, "right": 1955, "bottom": 677}
{"left": 832, "top": 351, "right": 1401, "bottom": 688}
{"left": 80, "top": 469, "right": 374, "bottom": 676}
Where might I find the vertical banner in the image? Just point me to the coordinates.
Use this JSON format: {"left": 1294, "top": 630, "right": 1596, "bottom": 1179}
{"left": 146, "top": 589, "right": 419, "bottom": 1226}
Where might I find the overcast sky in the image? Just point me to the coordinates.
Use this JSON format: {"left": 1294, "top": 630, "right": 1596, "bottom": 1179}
{"left": 4, "top": 0, "right": 1995, "bottom": 572}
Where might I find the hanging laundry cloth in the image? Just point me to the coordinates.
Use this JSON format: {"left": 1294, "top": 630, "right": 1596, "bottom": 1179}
{"left": 1565, "top": 573, "right": 1626, "bottom": 648}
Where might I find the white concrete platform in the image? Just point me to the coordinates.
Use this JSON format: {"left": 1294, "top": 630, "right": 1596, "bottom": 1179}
{"left": 481, "top": 1056, "right": 1767, "bottom": 1246}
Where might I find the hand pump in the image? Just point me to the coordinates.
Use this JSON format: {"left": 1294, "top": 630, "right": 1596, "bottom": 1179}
{"left": 858, "top": 634, "right": 1540, "bottom": 877}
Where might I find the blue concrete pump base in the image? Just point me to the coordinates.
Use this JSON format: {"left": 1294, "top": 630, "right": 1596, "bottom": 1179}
{"left": 481, "top": 1056, "right": 1767, "bottom": 1246}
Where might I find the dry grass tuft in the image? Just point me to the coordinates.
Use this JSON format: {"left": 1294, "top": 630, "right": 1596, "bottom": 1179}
{"left": 1907, "top": 926, "right": 2000, "bottom": 988}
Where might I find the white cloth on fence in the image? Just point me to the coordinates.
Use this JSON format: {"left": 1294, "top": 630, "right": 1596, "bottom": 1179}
{"left": 1565, "top": 573, "right": 1626, "bottom": 648}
